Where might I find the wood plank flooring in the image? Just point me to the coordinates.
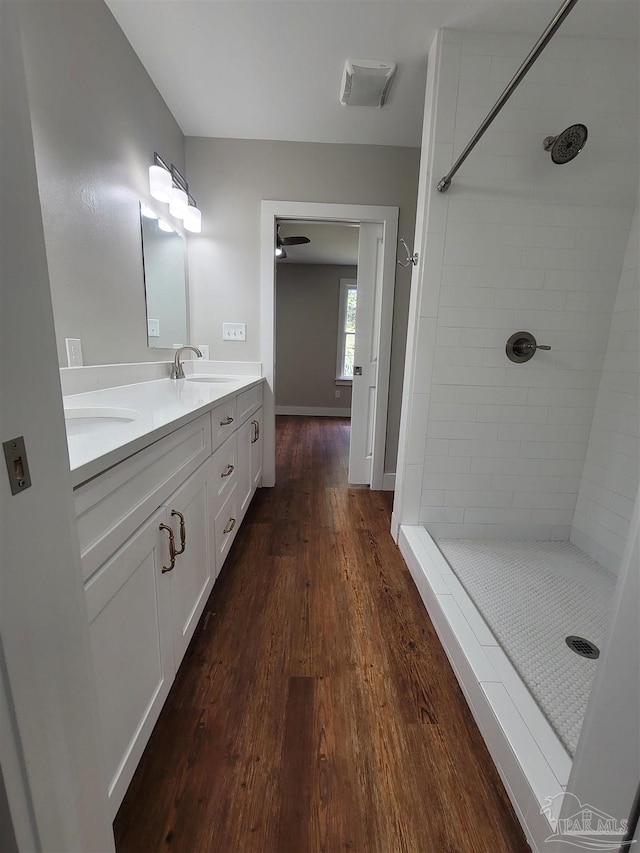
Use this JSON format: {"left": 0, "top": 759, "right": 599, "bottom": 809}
{"left": 114, "top": 416, "right": 530, "bottom": 852}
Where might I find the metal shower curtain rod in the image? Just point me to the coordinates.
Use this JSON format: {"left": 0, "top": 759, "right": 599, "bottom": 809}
{"left": 437, "top": 0, "right": 580, "bottom": 192}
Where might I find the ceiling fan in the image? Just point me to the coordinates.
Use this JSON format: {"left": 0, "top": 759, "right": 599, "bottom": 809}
{"left": 276, "top": 224, "right": 310, "bottom": 259}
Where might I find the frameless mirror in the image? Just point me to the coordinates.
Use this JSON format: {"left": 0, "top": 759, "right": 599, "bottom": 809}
{"left": 139, "top": 203, "right": 188, "bottom": 349}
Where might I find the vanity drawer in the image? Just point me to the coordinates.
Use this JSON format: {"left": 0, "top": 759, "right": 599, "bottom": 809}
{"left": 209, "top": 432, "right": 237, "bottom": 511}
{"left": 214, "top": 483, "right": 239, "bottom": 576}
{"left": 236, "top": 382, "right": 263, "bottom": 425}
{"left": 75, "top": 414, "right": 212, "bottom": 582}
{"left": 211, "top": 397, "right": 237, "bottom": 450}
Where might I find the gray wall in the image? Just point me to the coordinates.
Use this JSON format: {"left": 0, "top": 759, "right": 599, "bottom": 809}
{"left": 186, "top": 137, "right": 420, "bottom": 471}
{"left": 18, "top": 0, "right": 186, "bottom": 367}
{"left": 276, "top": 264, "right": 356, "bottom": 412}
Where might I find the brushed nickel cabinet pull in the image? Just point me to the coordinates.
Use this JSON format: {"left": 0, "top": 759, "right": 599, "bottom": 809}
{"left": 223, "top": 518, "right": 236, "bottom": 535}
{"left": 220, "top": 416, "right": 234, "bottom": 426}
{"left": 171, "top": 509, "right": 186, "bottom": 555}
{"left": 159, "top": 523, "right": 176, "bottom": 573}
{"left": 221, "top": 464, "right": 235, "bottom": 478}
{"left": 251, "top": 420, "right": 258, "bottom": 444}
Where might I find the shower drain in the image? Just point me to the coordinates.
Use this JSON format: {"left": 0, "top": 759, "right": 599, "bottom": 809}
{"left": 566, "top": 636, "right": 600, "bottom": 659}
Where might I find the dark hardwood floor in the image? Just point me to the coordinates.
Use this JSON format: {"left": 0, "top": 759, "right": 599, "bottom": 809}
{"left": 114, "top": 416, "right": 529, "bottom": 852}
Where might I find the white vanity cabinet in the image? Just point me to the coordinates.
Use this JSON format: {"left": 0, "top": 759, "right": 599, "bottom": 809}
{"left": 73, "top": 380, "right": 263, "bottom": 819}
{"left": 83, "top": 460, "right": 214, "bottom": 818}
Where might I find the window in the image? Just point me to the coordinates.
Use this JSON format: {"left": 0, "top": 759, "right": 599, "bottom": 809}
{"left": 336, "top": 279, "right": 357, "bottom": 381}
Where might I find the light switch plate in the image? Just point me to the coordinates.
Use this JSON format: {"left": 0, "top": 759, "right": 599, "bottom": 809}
{"left": 223, "top": 323, "right": 246, "bottom": 341}
{"left": 197, "top": 344, "right": 210, "bottom": 359}
{"left": 65, "top": 337, "right": 83, "bottom": 367}
{"left": 147, "top": 319, "right": 160, "bottom": 337}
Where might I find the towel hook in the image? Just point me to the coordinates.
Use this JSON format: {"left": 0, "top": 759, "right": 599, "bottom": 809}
{"left": 397, "top": 238, "right": 418, "bottom": 268}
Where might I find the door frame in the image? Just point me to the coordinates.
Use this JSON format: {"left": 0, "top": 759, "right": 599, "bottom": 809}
{"left": 260, "top": 200, "right": 399, "bottom": 489}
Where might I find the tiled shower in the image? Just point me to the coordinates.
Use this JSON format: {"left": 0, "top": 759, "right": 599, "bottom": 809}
{"left": 398, "top": 28, "right": 639, "bottom": 574}
{"left": 394, "top": 22, "right": 639, "bottom": 848}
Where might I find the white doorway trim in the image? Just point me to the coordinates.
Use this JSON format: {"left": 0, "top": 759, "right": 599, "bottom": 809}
{"left": 260, "top": 200, "right": 399, "bottom": 489}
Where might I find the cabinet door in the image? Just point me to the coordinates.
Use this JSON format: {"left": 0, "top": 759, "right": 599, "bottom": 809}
{"left": 251, "top": 406, "right": 263, "bottom": 490}
{"left": 237, "top": 417, "right": 253, "bottom": 521}
{"left": 84, "top": 507, "right": 175, "bottom": 819}
{"left": 164, "top": 461, "right": 215, "bottom": 664}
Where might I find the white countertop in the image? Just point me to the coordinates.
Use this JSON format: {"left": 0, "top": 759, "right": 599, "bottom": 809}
{"left": 65, "top": 374, "right": 263, "bottom": 487}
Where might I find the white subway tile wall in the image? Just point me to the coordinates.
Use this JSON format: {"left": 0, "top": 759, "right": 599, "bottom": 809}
{"left": 571, "top": 199, "right": 640, "bottom": 573}
{"left": 402, "top": 29, "right": 639, "bottom": 553}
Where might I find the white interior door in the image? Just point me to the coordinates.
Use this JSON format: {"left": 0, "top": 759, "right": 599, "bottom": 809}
{"left": 1, "top": 5, "right": 113, "bottom": 849}
{"left": 349, "top": 222, "right": 384, "bottom": 485}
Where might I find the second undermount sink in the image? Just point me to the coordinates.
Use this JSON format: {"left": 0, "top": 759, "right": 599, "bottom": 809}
{"left": 185, "top": 375, "right": 238, "bottom": 383}
{"left": 64, "top": 407, "right": 141, "bottom": 436}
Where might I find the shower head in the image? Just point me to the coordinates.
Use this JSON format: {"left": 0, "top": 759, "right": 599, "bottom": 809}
{"left": 543, "top": 124, "right": 588, "bottom": 164}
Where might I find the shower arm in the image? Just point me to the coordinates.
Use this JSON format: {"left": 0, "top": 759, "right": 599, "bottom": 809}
{"left": 437, "top": 0, "right": 580, "bottom": 193}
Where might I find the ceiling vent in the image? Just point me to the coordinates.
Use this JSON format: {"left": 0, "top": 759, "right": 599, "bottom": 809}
{"left": 340, "top": 59, "right": 397, "bottom": 108}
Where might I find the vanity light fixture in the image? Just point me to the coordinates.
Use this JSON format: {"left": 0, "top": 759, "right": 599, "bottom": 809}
{"left": 183, "top": 204, "right": 201, "bottom": 234}
{"left": 148, "top": 152, "right": 202, "bottom": 233}
{"left": 169, "top": 186, "right": 189, "bottom": 219}
{"left": 149, "top": 158, "right": 172, "bottom": 203}
{"left": 157, "top": 219, "right": 174, "bottom": 233}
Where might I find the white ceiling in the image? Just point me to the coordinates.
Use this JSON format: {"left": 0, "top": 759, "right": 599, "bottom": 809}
{"left": 277, "top": 221, "right": 359, "bottom": 265}
{"left": 106, "top": 0, "right": 639, "bottom": 149}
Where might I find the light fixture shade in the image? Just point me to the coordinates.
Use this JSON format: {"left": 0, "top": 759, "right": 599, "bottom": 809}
{"left": 157, "top": 219, "right": 174, "bottom": 232}
{"left": 149, "top": 164, "right": 172, "bottom": 203}
{"left": 140, "top": 203, "right": 159, "bottom": 219}
{"left": 184, "top": 204, "right": 202, "bottom": 233}
{"left": 169, "top": 186, "right": 188, "bottom": 219}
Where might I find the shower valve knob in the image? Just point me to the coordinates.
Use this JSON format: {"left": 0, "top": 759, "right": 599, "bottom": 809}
{"left": 506, "top": 332, "right": 551, "bottom": 363}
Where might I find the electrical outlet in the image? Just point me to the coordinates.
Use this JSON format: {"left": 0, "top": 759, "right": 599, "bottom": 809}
{"left": 223, "top": 323, "right": 246, "bottom": 341}
{"left": 335, "top": 390, "right": 341, "bottom": 398}
{"left": 147, "top": 319, "right": 160, "bottom": 338}
{"left": 65, "top": 337, "right": 83, "bottom": 367}
{"left": 198, "top": 344, "right": 210, "bottom": 359}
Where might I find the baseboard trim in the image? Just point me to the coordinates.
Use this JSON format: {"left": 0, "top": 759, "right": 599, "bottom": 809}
{"left": 382, "top": 473, "right": 395, "bottom": 492}
{"left": 275, "top": 406, "right": 351, "bottom": 418}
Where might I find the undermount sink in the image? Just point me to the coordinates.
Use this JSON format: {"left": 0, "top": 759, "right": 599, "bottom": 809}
{"left": 185, "top": 375, "right": 237, "bottom": 383}
{"left": 64, "top": 407, "right": 141, "bottom": 436}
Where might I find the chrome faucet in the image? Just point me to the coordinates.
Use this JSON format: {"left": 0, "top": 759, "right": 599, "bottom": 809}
{"left": 170, "top": 345, "right": 203, "bottom": 379}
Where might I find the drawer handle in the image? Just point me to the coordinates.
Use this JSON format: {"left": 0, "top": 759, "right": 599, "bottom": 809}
{"left": 159, "top": 523, "right": 176, "bottom": 573}
{"left": 251, "top": 420, "right": 260, "bottom": 443}
{"left": 220, "top": 416, "right": 234, "bottom": 426}
{"left": 221, "top": 464, "right": 235, "bottom": 478}
{"left": 223, "top": 517, "right": 236, "bottom": 535}
{"left": 171, "top": 509, "right": 186, "bottom": 555}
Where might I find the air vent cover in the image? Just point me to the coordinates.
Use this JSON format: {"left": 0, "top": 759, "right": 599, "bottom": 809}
{"left": 340, "top": 59, "right": 397, "bottom": 108}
